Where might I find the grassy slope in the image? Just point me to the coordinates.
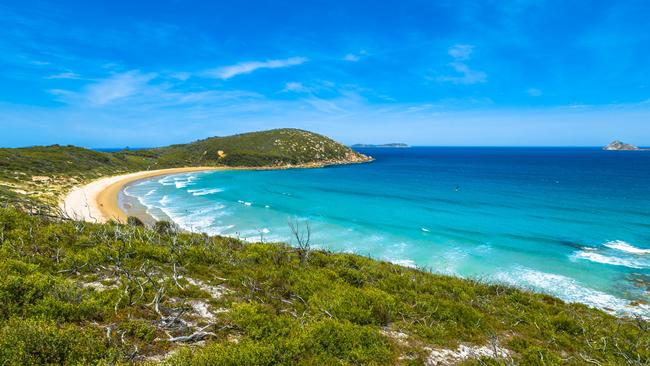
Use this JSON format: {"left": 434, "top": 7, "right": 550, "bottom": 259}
{"left": 149, "top": 128, "right": 368, "bottom": 167}
{"left": 0, "top": 207, "right": 647, "bottom": 365}
{"left": 0, "top": 129, "right": 369, "bottom": 208}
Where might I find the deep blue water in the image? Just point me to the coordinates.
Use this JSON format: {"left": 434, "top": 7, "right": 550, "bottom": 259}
{"left": 123, "top": 147, "right": 650, "bottom": 316}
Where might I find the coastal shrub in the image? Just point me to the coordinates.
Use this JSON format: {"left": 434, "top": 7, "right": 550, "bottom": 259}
{"left": 0, "top": 318, "right": 118, "bottom": 365}
{"left": 303, "top": 319, "right": 394, "bottom": 364}
{"left": 154, "top": 220, "right": 175, "bottom": 235}
{"left": 127, "top": 216, "right": 144, "bottom": 227}
{"left": 168, "top": 319, "right": 393, "bottom": 365}
{"left": 308, "top": 285, "right": 397, "bottom": 325}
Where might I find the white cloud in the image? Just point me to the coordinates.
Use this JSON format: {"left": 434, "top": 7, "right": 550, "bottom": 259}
{"left": 283, "top": 82, "right": 308, "bottom": 93}
{"left": 343, "top": 50, "right": 368, "bottom": 62}
{"left": 85, "top": 71, "right": 156, "bottom": 105}
{"left": 438, "top": 62, "right": 487, "bottom": 85}
{"left": 207, "top": 57, "right": 308, "bottom": 80}
{"left": 49, "top": 70, "right": 156, "bottom": 106}
{"left": 527, "top": 88, "right": 542, "bottom": 96}
{"left": 46, "top": 72, "right": 82, "bottom": 79}
{"left": 438, "top": 44, "right": 486, "bottom": 85}
{"left": 343, "top": 54, "right": 360, "bottom": 62}
{"left": 448, "top": 44, "right": 474, "bottom": 60}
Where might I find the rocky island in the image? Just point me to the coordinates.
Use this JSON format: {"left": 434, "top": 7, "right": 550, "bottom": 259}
{"left": 603, "top": 140, "right": 646, "bottom": 150}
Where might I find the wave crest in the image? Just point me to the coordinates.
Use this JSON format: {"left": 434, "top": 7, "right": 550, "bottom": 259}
{"left": 604, "top": 240, "right": 650, "bottom": 255}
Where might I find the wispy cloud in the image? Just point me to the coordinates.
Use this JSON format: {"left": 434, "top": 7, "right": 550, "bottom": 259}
{"left": 342, "top": 50, "right": 368, "bottom": 62}
{"left": 45, "top": 71, "right": 82, "bottom": 79}
{"left": 283, "top": 81, "right": 309, "bottom": 93}
{"left": 438, "top": 63, "right": 487, "bottom": 84}
{"left": 48, "top": 69, "right": 264, "bottom": 110}
{"left": 438, "top": 44, "right": 487, "bottom": 85}
{"left": 447, "top": 44, "right": 474, "bottom": 60}
{"left": 84, "top": 70, "right": 156, "bottom": 105}
{"left": 207, "top": 57, "right": 308, "bottom": 80}
{"left": 49, "top": 70, "right": 161, "bottom": 106}
{"left": 527, "top": 88, "right": 542, "bottom": 97}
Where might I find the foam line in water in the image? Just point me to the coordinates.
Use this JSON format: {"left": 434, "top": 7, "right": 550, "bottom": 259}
{"left": 187, "top": 188, "right": 223, "bottom": 196}
{"left": 572, "top": 251, "right": 649, "bottom": 269}
{"left": 603, "top": 240, "right": 650, "bottom": 255}
{"left": 494, "top": 267, "right": 649, "bottom": 317}
{"left": 388, "top": 258, "right": 417, "bottom": 268}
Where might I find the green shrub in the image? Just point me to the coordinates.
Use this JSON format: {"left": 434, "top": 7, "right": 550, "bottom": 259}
{"left": 309, "top": 285, "right": 397, "bottom": 325}
{"left": 127, "top": 216, "right": 144, "bottom": 227}
{"left": 0, "top": 318, "right": 119, "bottom": 365}
{"left": 154, "top": 220, "right": 175, "bottom": 235}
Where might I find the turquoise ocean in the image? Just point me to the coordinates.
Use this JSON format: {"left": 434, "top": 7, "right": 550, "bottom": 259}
{"left": 122, "top": 147, "right": 650, "bottom": 316}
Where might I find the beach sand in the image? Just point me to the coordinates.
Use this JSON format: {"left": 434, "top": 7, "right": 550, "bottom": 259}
{"left": 60, "top": 167, "right": 224, "bottom": 223}
{"left": 60, "top": 159, "right": 372, "bottom": 224}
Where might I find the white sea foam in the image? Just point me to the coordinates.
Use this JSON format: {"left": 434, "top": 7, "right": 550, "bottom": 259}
{"left": 144, "top": 189, "right": 157, "bottom": 197}
{"left": 157, "top": 174, "right": 198, "bottom": 189}
{"left": 159, "top": 195, "right": 170, "bottom": 206}
{"left": 494, "top": 267, "right": 649, "bottom": 317}
{"left": 572, "top": 251, "right": 648, "bottom": 269}
{"left": 158, "top": 176, "right": 174, "bottom": 186}
{"left": 390, "top": 259, "right": 417, "bottom": 268}
{"left": 158, "top": 206, "right": 222, "bottom": 234}
{"left": 187, "top": 188, "right": 223, "bottom": 196}
{"left": 604, "top": 240, "right": 650, "bottom": 255}
{"left": 431, "top": 247, "right": 468, "bottom": 276}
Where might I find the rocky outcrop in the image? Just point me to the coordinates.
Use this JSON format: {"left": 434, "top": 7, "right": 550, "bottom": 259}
{"left": 603, "top": 140, "right": 641, "bottom": 151}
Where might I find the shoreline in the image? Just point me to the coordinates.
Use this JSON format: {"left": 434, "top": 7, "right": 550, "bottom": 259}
{"left": 60, "top": 159, "right": 373, "bottom": 224}
{"left": 61, "top": 167, "right": 227, "bottom": 223}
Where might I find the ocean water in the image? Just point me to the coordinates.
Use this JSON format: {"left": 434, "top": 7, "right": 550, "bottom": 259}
{"left": 123, "top": 147, "right": 650, "bottom": 316}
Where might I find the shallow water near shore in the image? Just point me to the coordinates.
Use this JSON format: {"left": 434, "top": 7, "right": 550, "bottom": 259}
{"left": 123, "top": 147, "right": 650, "bottom": 316}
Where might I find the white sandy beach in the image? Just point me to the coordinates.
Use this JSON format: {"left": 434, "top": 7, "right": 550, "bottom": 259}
{"left": 60, "top": 167, "right": 223, "bottom": 223}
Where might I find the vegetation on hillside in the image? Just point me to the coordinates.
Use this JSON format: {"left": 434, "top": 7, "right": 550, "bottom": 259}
{"left": 0, "top": 207, "right": 647, "bottom": 365}
{"left": 0, "top": 129, "right": 369, "bottom": 208}
{"left": 149, "top": 128, "right": 369, "bottom": 167}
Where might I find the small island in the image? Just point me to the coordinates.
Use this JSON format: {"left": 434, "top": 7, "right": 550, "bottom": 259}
{"left": 603, "top": 140, "right": 647, "bottom": 151}
{"left": 351, "top": 143, "right": 410, "bottom": 148}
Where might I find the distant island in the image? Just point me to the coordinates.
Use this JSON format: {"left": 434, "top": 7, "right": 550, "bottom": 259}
{"left": 603, "top": 140, "right": 648, "bottom": 151}
{"left": 351, "top": 143, "right": 410, "bottom": 148}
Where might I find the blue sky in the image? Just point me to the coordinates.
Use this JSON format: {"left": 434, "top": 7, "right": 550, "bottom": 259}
{"left": 1, "top": 0, "right": 649, "bottom": 147}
